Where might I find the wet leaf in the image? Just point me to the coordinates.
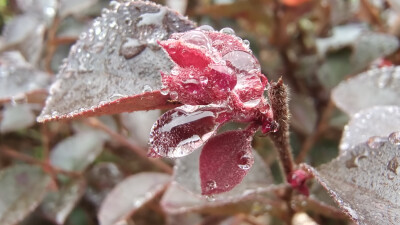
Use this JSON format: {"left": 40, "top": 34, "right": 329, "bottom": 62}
{"left": 149, "top": 106, "right": 222, "bottom": 158}
{"left": 0, "top": 165, "right": 51, "bottom": 225}
{"left": 97, "top": 172, "right": 170, "bottom": 225}
{"left": 50, "top": 131, "right": 106, "bottom": 172}
{"left": 41, "top": 179, "right": 86, "bottom": 225}
{"left": 332, "top": 66, "right": 400, "bottom": 115}
{"left": 200, "top": 130, "right": 254, "bottom": 195}
{"left": 303, "top": 132, "right": 400, "bottom": 225}
{"left": 0, "top": 104, "right": 36, "bottom": 133}
{"left": 0, "top": 51, "right": 51, "bottom": 104}
{"left": 340, "top": 106, "right": 400, "bottom": 152}
{"left": 161, "top": 149, "right": 273, "bottom": 214}
{"left": 38, "top": 1, "right": 195, "bottom": 122}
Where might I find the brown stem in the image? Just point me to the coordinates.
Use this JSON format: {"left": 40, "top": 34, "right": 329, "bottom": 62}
{"left": 268, "top": 78, "right": 295, "bottom": 179}
{"left": 292, "top": 195, "right": 348, "bottom": 220}
{"left": 0, "top": 146, "right": 80, "bottom": 178}
{"left": 295, "top": 100, "right": 334, "bottom": 163}
{"left": 84, "top": 118, "right": 173, "bottom": 174}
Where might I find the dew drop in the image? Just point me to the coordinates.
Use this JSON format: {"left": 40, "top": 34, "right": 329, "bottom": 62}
{"left": 169, "top": 91, "right": 178, "bottom": 100}
{"left": 243, "top": 39, "right": 250, "bottom": 47}
{"left": 377, "top": 70, "right": 392, "bottom": 88}
{"left": 180, "top": 30, "right": 212, "bottom": 50}
{"left": 243, "top": 98, "right": 261, "bottom": 107}
{"left": 223, "top": 50, "right": 258, "bottom": 72}
{"left": 109, "top": 93, "right": 127, "bottom": 101}
{"left": 220, "top": 27, "right": 235, "bottom": 35}
{"left": 120, "top": 38, "right": 146, "bottom": 59}
{"left": 367, "top": 136, "right": 386, "bottom": 149}
{"left": 206, "top": 195, "right": 215, "bottom": 202}
{"left": 205, "top": 180, "right": 217, "bottom": 192}
{"left": 387, "top": 156, "right": 399, "bottom": 175}
{"left": 142, "top": 84, "right": 153, "bottom": 92}
{"left": 237, "top": 151, "right": 252, "bottom": 170}
{"left": 197, "top": 25, "right": 214, "bottom": 31}
{"left": 199, "top": 76, "right": 208, "bottom": 85}
{"left": 160, "top": 86, "right": 169, "bottom": 95}
{"left": 388, "top": 132, "right": 400, "bottom": 146}
{"left": 346, "top": 153, "right": 368, "bottom": 168}
{"left": 171, "top": 68, "right": 179, "bottom": 76}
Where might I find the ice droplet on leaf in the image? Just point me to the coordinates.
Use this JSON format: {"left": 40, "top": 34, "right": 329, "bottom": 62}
{"left": 388, "top": 131, "right": 400, "bottom": 146}
{"left": 223, "top": 50, "right": 259, "bottom": 72}
{"left": 220, "top": 27, "right": 235, "bottom": 35}
{"left": 148, "top": 107, "right": 222, "bottom": 158}
{"left": 367, "top": 136, "right": 386, "bottom": 149}
{"left": 180, "top": 30, "right": 212, "bottom": 50}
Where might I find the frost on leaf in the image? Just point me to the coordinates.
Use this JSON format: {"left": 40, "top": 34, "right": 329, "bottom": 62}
{"left": 149, "top": 106, "right": 223, "bottom": 158}
{"left": 340, "top": 106, "right": 400, "bottom": 152}
{"left": 0, "top": 51, "right": 50, "bottom": 104}
{"left": 98, "top": 172, "right": 170, "bottom": 225}
{"left": 38, "top": 1, "right": 195, "bottom": 122}
{"left": 200, "top": 130, "right": 254, "bottom": 195}
{"left": 0, "top": 104, "right": 36, "bottom": 133}
{"left": 332, "top": 66, "right": 400, "bottom": 115}
{"left": 303, "top": 132, "right": 400, "bottom": 225}
{"left": 161, "top": 149, "right": 274, "bottom": 214}
{"left": 50, "top": 131, "right": 106, "bottom": 172}
{"left": 0, "top": 165, "right": 51, "bottom": 225}
{"left": 41, "top": 179, "right": 86, "bottom": 225}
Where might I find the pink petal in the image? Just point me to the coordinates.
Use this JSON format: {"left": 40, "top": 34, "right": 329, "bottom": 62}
{"left": 148, "top": 106, "right": 225, "bottom": 158}
{"left": 200, "top": 130, "right": 254, "bottom": 195}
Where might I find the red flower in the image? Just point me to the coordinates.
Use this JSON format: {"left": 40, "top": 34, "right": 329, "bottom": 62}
{"left": 149, "top": 27, "right": 277, "bottom": 195}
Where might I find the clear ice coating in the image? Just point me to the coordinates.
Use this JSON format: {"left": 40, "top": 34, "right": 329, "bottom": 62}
{"left": 149, "top": 107, "right": 221, "bottom": 158}
{"left": 38, "top": 1, "right": 196, "bottom": 122}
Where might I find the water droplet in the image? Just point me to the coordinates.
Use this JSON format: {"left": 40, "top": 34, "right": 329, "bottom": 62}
{"left": 11, "top": 94, "right": 27, "bottom": 106}
{"left": 199, "top": 76, "right": 208, "bottom": 85}
{"left": 220, "top": 27, "right": 235, "bottom": 35}
{"left": 222, "top": 50, "right": 259, "bottom": 72}
{"left": 160, "top": 86, "right": 169, "bottom": 95}
{"left": 108, "top": 17, "right": 118, "bottom": 28}
{"left": 345, "top": 153, "right": 368, "bottom": 168}
{"left": 180, "top": 30, "right": 212, "bottom": 50}
{"left": 169, "top": 91, "right": 178, "bottom": 100}
{"left": 109, "top": 93, "right": 127, "bottom": 101}
{"left": 367, "top": 136, "right": 386, "bottom": 149}
{"left": 120, "top": 38, "right": 146, "bottom": 59}
{"left": 237, "top": 151, "right": 252, "bottom": 170}
{"left": 377, "top": 70, "right": 392, "bottom": 88}
{"left": 142, "top": 84, "right": 153, "bottom": 92}
{"left": 109, "top": 1, "right": 120, "bottom": 11}
{"left": 205, "top": 180, "right": 217, "bottom": 192}
{"left": 91, "top": 42, "right": 105, "bottom": 53}
{"left": 388, "top": 132, "right": 400, "bottom": 146}
{"left": 243, "top": 39, "right": 250, "bottom": 47}
{"left": 387, "top": 156, "right": 399, "bottom": 174}
{"left": 243, "top": 98, "right": 261, "bottom": 107}
{"left": 197, "top": 25, "right": 214, "bottom": 31}
{"left": 171, "top": 68, "right": 179, "bottom": 76}
{"left": 205, "top": 195, "right": 215, "bottom": 202}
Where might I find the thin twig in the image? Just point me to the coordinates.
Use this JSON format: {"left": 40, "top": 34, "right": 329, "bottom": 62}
{"left": 84, "top": 118, "right": 173, "bottom": 174}
{"left": 295, "top": 101, "right": 334, "bottom": 163}
{"left": 0, "top": 146, "right": 80, "bottom": 178}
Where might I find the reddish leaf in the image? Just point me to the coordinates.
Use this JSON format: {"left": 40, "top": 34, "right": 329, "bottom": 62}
{"left": 38, "top": 1, "right": 195, "bottom": 122}
{"left": 149, "top": 106, "right": 226, "bottom": 158}
{"left": 303, "top": 132, "right": 400, "bottom": 225}
{"left": 200, "top": 130, "right": 254, "bottom": 195}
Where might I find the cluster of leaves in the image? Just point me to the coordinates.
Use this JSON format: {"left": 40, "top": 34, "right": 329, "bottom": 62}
{"left": 0, "top": 0, "right": 400, "bottom": 225}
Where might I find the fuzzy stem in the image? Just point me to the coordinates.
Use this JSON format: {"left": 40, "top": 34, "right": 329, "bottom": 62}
{"left": 268, "top": 78, "right": 295, "bottom": 179}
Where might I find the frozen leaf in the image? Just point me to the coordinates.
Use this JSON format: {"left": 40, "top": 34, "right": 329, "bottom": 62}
{"left": 149, "top": 106, "right": 223, "bottom": 158}
{"left": 59, "top": 0, "right": 98, "bottom": 18}
{"left": 200, "top": 130, "right": 254, "bottom": 195}
{"left": 38, "top": 1, "right": 195, "bottom": 122}
{"left": 303, "top": 132, "right": 400, "bottom": 225}
{"left": 97, "top": 172, "right": 170, "bottom": 225}
{"left": 0, "top": 104, "right": 36, "bottom": 133}
{"left": 41, "top": 179, "right": 86, "bottom": 225}
{"left": 340, "top": 106, "right": 400, "bottom": 152}
{"left": 289, "top": 94, "right": 317, "bottom": 135}
{"left": 121, "top": 110, "right": 161, "bottom": 147}
{"left": 332, "top": 66, "right": 400, "bottom": 115}
{"left": 0, "top": 165, "right": 51, "bottom": 225}
{"left": 161, "top": 149, "right": 273, "bottom": 214}
{"left": 0, "top": 51, "right": 51, "bottom": 103}
{"left": 50, "top": 131, "right": 106, "bottom": 172}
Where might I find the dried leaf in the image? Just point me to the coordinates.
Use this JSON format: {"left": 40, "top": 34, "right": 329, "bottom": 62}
{"left": 50, "top": 131, "right": 105, "bottom": 172}
{"left": 38, "top": 1, "right": 195, "bottom": 122}
{"left": 303, "top": 132, "right": 400, "bottom": 225}
{"left": 41, "top": 179, "right": 86, "bottom": 225}
{"left": 200, "top": 131, "right": 254, "bottom": 195}
{"left": 97, "top": 172, "right": 170, "bottom": 225}
{"left": 0, "top": 104, "right": 36, "bottom": 133}
{"left": 340, "top": 106, "right": 400, "bottom": 151}
{"left": 332, "top": 66, "right": 400, "bottom": 115}
{"left": 161, "top": 149, "right": 273, "bottom": 214}
{"left": 0, "top": 51, "right": 50, "bottom": 104}
{"left": 0, "top": 165, "right": 51, "bottom": 225}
